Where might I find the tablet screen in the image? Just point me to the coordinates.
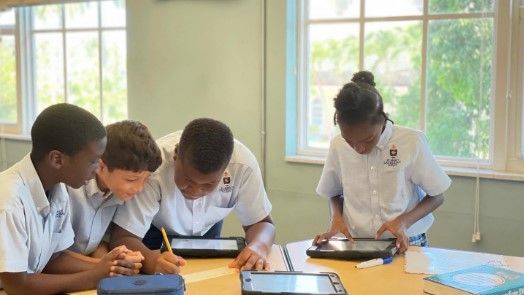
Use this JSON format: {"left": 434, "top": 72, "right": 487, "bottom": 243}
{"left": 249, "top": 273, "right": 336, "bottom": 294}
{"left": 170, "top": 238, "right": 238, "bottom": 250}
{"left": 317, "top": 240, "right": 393, "bottom": 251}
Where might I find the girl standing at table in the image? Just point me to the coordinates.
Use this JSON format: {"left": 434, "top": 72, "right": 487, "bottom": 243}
{"left": 313, "top": 71, "right": 451, "bottom": 253}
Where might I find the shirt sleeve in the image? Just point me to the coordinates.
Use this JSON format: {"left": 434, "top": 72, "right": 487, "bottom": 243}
{"left": 233, "top": 164, "right": 272, "bottom": 226}
{"left": 112, "top": 179, "right": 161, "bottom": 238}
{"left": 316, "top": 139, "right": 344, "bottom": 198}
{"left": 0, "top": 207, "right": 29, "bottom": 272}
{"left": 410, "top": 132, "right": 452, "bottom": 196}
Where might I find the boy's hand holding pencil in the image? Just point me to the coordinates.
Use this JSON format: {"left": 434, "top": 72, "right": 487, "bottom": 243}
{"left": 153, "top": 227, "right": 187, "bottom": 274}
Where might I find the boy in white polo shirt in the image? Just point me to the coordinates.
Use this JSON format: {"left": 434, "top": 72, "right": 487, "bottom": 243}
{"left": 67, "top": 120, "right": 162, "bottom": 258}
{"left": 0, "top": 104, "right": 141, "bottom": 294}
{"left": 110, "top": 118, "right": 275, "bottom": 274}
{"left": 313, "top": 71, "right": 451, "bottom": 253}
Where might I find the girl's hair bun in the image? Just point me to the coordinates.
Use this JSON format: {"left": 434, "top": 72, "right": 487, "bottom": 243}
{"left": 351, "top": 71, "right": 375, "bottom": 87}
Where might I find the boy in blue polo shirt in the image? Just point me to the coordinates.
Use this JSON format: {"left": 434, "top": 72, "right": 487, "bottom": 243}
{"left": 0, "top": 104, "right": 141, "bottom": 294}
{"left": 67, "top": 120, "right": 162, "bottom": 258}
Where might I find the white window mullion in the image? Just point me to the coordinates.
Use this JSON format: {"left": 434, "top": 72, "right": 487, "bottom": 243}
{"left": 24, "top": 7, "right": 37, "bottom": 131}
{"left": 419, "top": 0, "right": 428, "bottom": 131}
{"left": 61, "top": 4, "right": 68, "bottom": 103}
{"left": 297, "top": 0, "right": 308, "bottom": 155}
{"left": 490, "top": 0, "right": 511, "bottom": 171}
{"left": 14, "top": 9, "right": 23, "bottom": 133}
{"left": 97, "top": 0, "right": 104, "bottom": 122}
{"left": 358, "top": 0, "right": 364, "bottom": 70}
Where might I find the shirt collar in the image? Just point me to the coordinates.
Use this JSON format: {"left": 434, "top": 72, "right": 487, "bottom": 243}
{"left": 18, "top": 154, "right": 55, "bottom": 215}
{"left": 376, "top": 120, "right": 394, "bottom": 151}
{"left": 85, "top": 177, "right": 122, "bottom": 203}
{"left": 85, "top": 178, "right": 106, "bottom": 198}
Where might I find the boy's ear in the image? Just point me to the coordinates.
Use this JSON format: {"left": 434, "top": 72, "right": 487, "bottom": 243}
{"left": 173, "top": 144, "right": 179, "bottom": 161}
{"left": 98, "top": 159, "right": 108, "bottom": 173}
{"left": 48, "top": 150, "right": 64, "bottom": 169}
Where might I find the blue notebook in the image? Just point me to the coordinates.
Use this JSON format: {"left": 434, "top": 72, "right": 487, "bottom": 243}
{"left": 423, "top": 265, "right": 524, "bottom": 295}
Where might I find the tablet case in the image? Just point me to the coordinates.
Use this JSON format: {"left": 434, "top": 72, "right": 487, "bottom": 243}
{"left": 240, "top": 271, "right": 347, "bottom": 295}
{"left": 306, "top": 238, "right": 397, "bottom": 260}
{"left": 161, "top": 236, "right": 246, "bottom": 258}
{"left": 97, "top": 274, "right": 185, "bottom": 295}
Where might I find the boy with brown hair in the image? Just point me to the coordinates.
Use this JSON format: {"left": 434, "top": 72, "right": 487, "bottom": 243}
{"left": 67, "top": 120, "right": 162, "bottom": 258}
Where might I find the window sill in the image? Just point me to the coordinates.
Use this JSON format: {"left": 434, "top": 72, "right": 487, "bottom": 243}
{"left": 285, "top": 155, "right": 524, "bottom": 182}
{"left": 0, "top": 133, "right": 31, "bottom": 141}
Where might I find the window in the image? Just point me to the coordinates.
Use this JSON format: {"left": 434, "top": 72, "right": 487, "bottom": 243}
{"left": 291, "top": 0, "right": 523, "bottom": 172}
{"left": 0, "top": 10, "right": 18, "bottom": 133}
{"left": 0, "top": 0, "right": 127, "bottom": 135}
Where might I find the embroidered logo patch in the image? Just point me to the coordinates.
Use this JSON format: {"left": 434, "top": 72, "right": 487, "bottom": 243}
{"left": 223, "top": 169, "right": 231, "bottom": 185}
{"left": 219, "top": 186, "right": 233, "bottom": 193}
{"left": 220, "top": 169, "right": 232, "bottom": 193}
{"left": 55, "top": 209, "right": 65, "bottom": 219}
{"left": 384, "top": 144, "right": 401, "bottom": 167}
{"left": 390, "top": 144, "right": 398, "bottom": 157}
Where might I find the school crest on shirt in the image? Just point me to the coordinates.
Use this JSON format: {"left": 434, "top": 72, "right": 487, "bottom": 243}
{"left": 55, "top": 209, "right": 65, "bottom": 219}
{"left": 384, "top": 144, "right": 401, "bottom": 167}
{"left": 219, "top": 169, "right": 233, "bottom": 193}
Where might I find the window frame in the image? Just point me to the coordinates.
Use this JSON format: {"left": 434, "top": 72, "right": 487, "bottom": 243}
{"left": 0, "top": 1, "right": 127, "bottom": 137}
{"left": 507, "top": 2, "right": 524, "bottom": 172}
{"left": 0, "top": 12, "right": 23, "bottom": 134}
{"left": 292, "top": 0, "right": 524, "bottom": 173}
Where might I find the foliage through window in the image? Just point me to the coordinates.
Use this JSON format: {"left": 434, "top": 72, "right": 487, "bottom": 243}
{"left": 0, "top": 0, "right": 127, "bottom": 135}
{"left": 297, "top": 0, "right": 496, "bottom": 163}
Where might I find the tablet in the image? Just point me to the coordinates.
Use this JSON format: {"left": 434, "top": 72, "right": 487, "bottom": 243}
{"left": 306, "top": 238, "right": 397, "bottom": 260}
{"left": 161, "top": 236, "right": 246, "bottom": 258}
{"left": 240, "top": 271, "right": 347, "bottom": 295}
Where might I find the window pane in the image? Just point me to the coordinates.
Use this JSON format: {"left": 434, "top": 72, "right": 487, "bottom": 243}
{"left": 66, "top": 32, "right": 100, "bottom": 117}
{"left": 102, "top": 31, "right": 127, "bottom": 123}
{"left": 429, "top": 0, "right": 495, "bottom": 14}
{"left": 34, "top": 33, "right": 65, "bottom": 113}
{"left": 308, "top": 0, "right": 359, "bottom": 20}
{"left": 364, "top": 21, "right": 422, "bottom": 129}
{"left": 65, "top": 2, "right": 98, "bottom": 29}
{"left": 33, "top": 5, "right": 62, "bottom": 30}
{"left": 426, "top": 18, "right": 493, "bottom": 160}
{"left": 366, "top": 0, "right": 423, "bottom": 17}
{"left": 0, "top": 9, "right": 15, "bottom": 26}
{"left": 307, "top": 23, "right": 359, "bottom": 148}
{"left": 0, "top": 35, "right": 17, "bottom": 124}
{"left": 101, "top": 0, "right": 126, "bottom": 28}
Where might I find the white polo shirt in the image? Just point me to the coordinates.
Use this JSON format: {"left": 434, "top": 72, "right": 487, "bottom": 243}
{"left": 0, "top": 154, "right": 74, "bottom": 287}
{"left": 113, "top": 131, "right": 272, "bottom": 238}
{"left": 317, "top": 121, "right": 451, "bottom": 238}
{"left": 67, "top": 179, "right": 123, "bottom": 255}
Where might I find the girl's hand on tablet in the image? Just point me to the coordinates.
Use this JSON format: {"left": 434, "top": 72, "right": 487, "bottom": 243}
{"left": 313, "top": 214, "right": 353, "bottom": 245}
{"left": 375, "top": 216, "right": 408, "bottom": 253}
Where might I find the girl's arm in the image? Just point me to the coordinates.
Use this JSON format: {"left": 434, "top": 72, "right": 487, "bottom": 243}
{"left": 376, "top": 193, "right": 444, "bottom": 253}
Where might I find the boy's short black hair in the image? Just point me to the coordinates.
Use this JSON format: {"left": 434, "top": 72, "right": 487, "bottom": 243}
{"left": 30, "top": 103, "right": 106, "bottom": 161}
{"left": 102, "top": 120, "right": 162, "bottom": 172}
{"left": 178, "top": 118, "right": 234, "bottom": 174}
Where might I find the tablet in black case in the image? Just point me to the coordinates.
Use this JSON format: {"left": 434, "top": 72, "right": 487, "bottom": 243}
{"left": 306, "top": 238, "right": 397, "bottom": 260}
{"left": 161, "top": 236, "right": 246, "bottom": 258}
{"left": 240, "top": 271, "right": 347, "bottom": 295}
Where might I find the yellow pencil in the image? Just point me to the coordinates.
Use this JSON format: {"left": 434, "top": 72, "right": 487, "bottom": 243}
{"left": 161, "top": 227, "right": 173, "bottom": 254}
